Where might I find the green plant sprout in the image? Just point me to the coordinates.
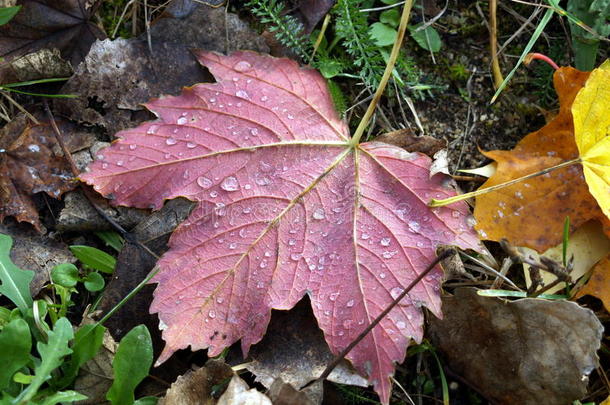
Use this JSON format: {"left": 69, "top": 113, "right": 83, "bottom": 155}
{"left": 0, "top": 233, "right": 155, "bottom": 404}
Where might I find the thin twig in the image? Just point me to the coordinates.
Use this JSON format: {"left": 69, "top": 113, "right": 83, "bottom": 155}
{"left": 301, "top": 249, "right": 455, "bottom": 389}
{"left": 419, "top": 0, "right": 436, "bottom": 64}
{"left": 2, "top": 92, "right": 39, "bottom": 124}
{"left": 497, "top": 3, "right": 542, "bottom": 55}
{"left": 412, "top": 0, "right": 448, "bottom": 32}
{"left": 144, "top": 0, "right": 152, "bottom": 54}
{"left": 111, "top": 0, "right": 135, "bottom": 38}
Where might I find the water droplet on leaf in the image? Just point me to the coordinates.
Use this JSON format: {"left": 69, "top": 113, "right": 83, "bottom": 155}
{"left": 220, "top": 176, "right": 239, "bottom": 191}
{"left": 312, "top": 208, "right": 325, "bottom": 220}
{"left": 233, "top": 60, "right": 252, "bottom": 72}
{"left": 390, "top": 287, "right": 404, "bottom": 299}
{"left": 197, "top": 177, "right": 213, "bottom": 188}
{"left": 236, "top": 90, "right": 250, "bottom": 99}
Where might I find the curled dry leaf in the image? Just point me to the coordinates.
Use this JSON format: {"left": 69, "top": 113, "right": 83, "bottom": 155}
{"left": 474, "top": 66, "right": 610, "bottom": 252}
{"left": 158, "top": 360, "right": 233, "bottom": 405}
{"left": 428, "top": 287, "right": 603, "bottom": 405}
{"left": 217, "top": 375, "right": 272, "bottom": 405}
{"left": 81, "top": 51, "right": 481, "bottom": 403}
{"left": 0, "top": 114, "right": 94, "bottom": 230}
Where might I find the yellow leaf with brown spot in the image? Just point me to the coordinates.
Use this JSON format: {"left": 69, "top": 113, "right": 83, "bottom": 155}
{"left": 474, "top": 67, "right": 610, "bottom": 252}
{"left": 574, "top": 254, "right": 610, "bottom": 312}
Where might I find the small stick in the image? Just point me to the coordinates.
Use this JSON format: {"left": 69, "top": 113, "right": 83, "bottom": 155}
{"left": 489, "top": 0, "right": 504, "bottom": 89}
{"left": 500, "top": 239, "right": 572, "bottom": 297}
{"left": 43, "top": 102, "right": 79, "bottom": 175}
{"left": 301, "top": 249, "right": 456, "bottom": 389}
{"left": 450, "top": 174, "right": 487, "bottom": 182}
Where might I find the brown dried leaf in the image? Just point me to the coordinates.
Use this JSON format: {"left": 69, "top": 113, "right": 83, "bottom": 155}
{"left": 158, "top": 360, "right": 233, "bottom": 405}
{"left": 217, "top": 375, "right": 271, "bottom": 405}
{"left": 267, "top": 379, "right": 316, "bottom": 405}
{"left": 428, "top": 287, "right": 603, "bottom": 405}
{"left": 374, "top": 128, "right": 446, "bottom": 158}
{"left": 295, "top": 0, "right": 335, "bottom": 33}
{"left": 0, "top": 114, "right": 94, "bottom": 230}
{"left": 0, "top": 48, "right": 72, "bottom": 84}
{"left": 74, "top": 327, "right": 116, "bottom": 404}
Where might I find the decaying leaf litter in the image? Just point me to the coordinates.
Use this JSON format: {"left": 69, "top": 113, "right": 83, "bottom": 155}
{"left": 0, "top": 1, "right": 608, "bottom": 404}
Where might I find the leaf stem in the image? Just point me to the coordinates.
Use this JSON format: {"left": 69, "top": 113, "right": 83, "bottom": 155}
{"left": 429, "top": 157, "right": 582, "bottom": 207}
{"left": 350, "top": 0, "right": 414, "bottom": 146}
{"left": 310, "top": 13, "right": 331, "bottom": 64}
{"left": 525, "top": 52, "right": 559, "bottom": 70}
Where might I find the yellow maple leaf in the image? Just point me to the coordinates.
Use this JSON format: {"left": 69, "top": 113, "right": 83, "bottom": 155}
{"left": 572, "top": 59, "right": 610, "bottom": 219}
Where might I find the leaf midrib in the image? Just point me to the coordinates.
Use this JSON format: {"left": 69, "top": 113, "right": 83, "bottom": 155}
{"left": 90, "top": 140, "right": 349, "bottom": 179}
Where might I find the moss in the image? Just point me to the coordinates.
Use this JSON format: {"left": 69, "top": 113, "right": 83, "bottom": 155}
{"left": 98, "top": 0, "right": 136, "bottom": 39}
{"left": 448, "top": 63, "right": 470, "bottom": 81}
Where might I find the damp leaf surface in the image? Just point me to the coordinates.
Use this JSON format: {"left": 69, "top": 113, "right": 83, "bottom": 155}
{"left": 81, "top": 51, "right": 481, "bottom": 403}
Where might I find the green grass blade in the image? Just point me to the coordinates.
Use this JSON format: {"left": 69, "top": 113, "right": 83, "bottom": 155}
{"left": 0, "top": 86, "right": 78, "bottom": 98}
{"left": 1, "top": 77, "right": 71, "bottom": 88}
{"left": 490, "top": 7, "right": 555, "bottom": 104}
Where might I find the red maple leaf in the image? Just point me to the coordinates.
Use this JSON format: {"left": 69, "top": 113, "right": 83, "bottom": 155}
{"left": 82, "top": 51, "right": 481, "bottom": 403}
